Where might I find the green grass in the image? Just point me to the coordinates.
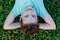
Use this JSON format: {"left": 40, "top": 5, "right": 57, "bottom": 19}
{"left": 0, "top": 0, "right": 60, "bottom": 40}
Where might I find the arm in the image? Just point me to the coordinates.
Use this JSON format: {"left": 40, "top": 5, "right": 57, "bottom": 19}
{"left": 39, "top": 13, "right": 56, "bottom": 30}
{"left": 3, "top": 12, "right": 21, "bottom": 30}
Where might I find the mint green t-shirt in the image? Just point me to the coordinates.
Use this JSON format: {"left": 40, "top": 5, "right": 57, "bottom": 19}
{"left": 11, "top": 0, "right": 48, "bottom": 18}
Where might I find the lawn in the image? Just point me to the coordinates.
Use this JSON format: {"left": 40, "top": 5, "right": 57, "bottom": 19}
{"left": 0, "top": 0, "right": 60, "bottom": 40}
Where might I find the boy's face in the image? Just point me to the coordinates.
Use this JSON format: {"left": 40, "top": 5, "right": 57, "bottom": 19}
{"left": 20, "top": 7, "right": 38, "bottom": 24}
{"left": 20, "top": 7, "right": 39, "bottom": 34}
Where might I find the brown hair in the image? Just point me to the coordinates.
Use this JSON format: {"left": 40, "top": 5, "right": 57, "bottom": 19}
{"left": 20, "top": 18, "right": 39, "bottom": 35}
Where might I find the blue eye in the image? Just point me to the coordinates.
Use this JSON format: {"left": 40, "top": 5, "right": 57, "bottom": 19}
{"left": 24, "top": 15, "right": 29, "bottom": 17}
{"left": 32, "top": 15, "right": 35, "bottom": 17}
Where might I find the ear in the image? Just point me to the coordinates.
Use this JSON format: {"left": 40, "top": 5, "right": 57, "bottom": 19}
{"left": 19, "top": 15, "right": 22, "bottom": 22}
{"left": 19, "top": 17, "right": 21, "bottom": 22}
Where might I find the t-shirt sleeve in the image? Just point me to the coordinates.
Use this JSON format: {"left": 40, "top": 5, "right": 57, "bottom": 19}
{"left": 38, "top": 0, "right": 48, "bottom": 18}
{"left": 11, "top": 0, "right": 24, "bottom": 17}
{"left": 33, "top": 0, "right": 48, "bottom": 19}
{"left": 11, "top": 0, "right": 32, "bottom": 17}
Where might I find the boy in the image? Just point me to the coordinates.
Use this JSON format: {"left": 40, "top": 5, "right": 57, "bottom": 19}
{"left": 4, "top": 0, "right": 56, "bottom": 34}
